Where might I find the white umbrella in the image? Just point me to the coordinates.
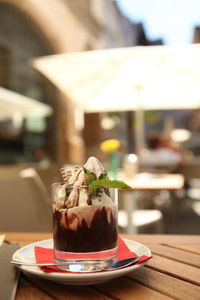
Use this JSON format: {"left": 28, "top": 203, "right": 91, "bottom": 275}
{"left": 32, "top": 44, "right": 200, "bottom": 151}
{"left": 0, "top": 87, "right": 52, "bottom": 121}
{"left": 33, "top": 44, "right": 200, "bottom": 112}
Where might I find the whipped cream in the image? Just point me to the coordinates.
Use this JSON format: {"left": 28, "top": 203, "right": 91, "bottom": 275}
{"left": 53, "top": 156, "right": 116, "bottom": 230}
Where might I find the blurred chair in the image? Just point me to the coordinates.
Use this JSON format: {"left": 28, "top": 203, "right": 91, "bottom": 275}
{"left": 0, "top": 168, "right": 52, "bottom": 232}
{"left": 176, "top": 161, "right": 200, "bottom": 182}
{"left": 175, "top": 162, "right": 200, "bottom": 212}
{"left": 118, "top": 209, "right": 163, "bottom": 234}
{"left": 118, "top": 186, "right": 164, "bottom": 234}
{"left": 34, "top": 164, "right": 61, "bottom": 196}
{"left": 0, "top": 165, "right": 24, "bottom": 179}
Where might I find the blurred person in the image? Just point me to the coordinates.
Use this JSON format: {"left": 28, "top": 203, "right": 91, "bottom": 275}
{"left": 140, "top": 132, "right": 183, "bottom": 168}
{"left": 184, "top": 108, "right": 200, "bottom": 156}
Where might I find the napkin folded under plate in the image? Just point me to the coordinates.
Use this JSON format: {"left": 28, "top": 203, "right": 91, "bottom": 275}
{"left": 35, "top": 236, "right": 151, "bottom": 273}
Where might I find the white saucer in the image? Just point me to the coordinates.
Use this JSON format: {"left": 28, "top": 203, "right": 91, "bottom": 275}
{"left": 12, "top": 238, "right": 151, "bottom": 285}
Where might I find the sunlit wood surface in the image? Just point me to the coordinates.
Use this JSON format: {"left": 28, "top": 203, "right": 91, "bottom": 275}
{"left": 2, "top": 232, "right": 200, "bottom": 300}
{"left": 120, "top": 173, "right": 184, "bottom": 190}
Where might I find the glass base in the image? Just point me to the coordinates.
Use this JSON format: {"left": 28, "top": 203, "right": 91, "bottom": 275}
{"left": 54, "top": 247, "right": 117, "bottom": 272}
{"left": 55, "top": 257, "right": 116, "bottom": 272}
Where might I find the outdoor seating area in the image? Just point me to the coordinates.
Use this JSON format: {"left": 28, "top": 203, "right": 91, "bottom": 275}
{"left": 0, "top": 1, "right": 200, "bottom": 299}
{"left": 1, "top": 161, "right": 198, "bottom": 235}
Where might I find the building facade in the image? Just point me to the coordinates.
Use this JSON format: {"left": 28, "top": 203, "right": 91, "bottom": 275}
{"left": 0, "top": 0, "right": 153, "bottom": 165}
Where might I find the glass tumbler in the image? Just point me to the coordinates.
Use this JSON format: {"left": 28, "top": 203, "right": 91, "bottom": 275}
{"left": 52, "top": 183, "right": 118, "bottom": 272}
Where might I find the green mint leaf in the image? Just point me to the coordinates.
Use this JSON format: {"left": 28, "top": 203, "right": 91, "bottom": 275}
{"left": 83, "top": 167, "right": 99, "bottom": 198}
{"left": 83, "top": 167, "right": 96, "bottom": 184}
{"left": 90, "top": 179, "right": 132, "bottom": 190}
{"left": 98, "top": 172, "right": 108, "bottom": 180}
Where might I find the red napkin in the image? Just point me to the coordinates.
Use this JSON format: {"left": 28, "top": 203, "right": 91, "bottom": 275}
{"left": 35, "top": 236, "right": 151, "bottom": 273}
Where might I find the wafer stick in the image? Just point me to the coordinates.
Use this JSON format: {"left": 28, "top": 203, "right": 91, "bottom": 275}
{"left": 60, "top": 168, "right": 68, "bottom": 182}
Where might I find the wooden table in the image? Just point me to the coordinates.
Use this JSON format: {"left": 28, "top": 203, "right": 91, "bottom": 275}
{"left": 120, "top": 173, "right": 184, "bottom": 233}
{"left": 130, "top": 173, "right": 184, "bottom": 190}
{"left": 3, "top": 232, "right": 200, "bottom": 300}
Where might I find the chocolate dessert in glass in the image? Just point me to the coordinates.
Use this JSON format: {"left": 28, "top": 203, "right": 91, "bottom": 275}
{"left": 52, "top": 157, "right": 118, "bottom": 272}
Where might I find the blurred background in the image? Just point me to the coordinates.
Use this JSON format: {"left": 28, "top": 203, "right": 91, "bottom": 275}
{"left": 0, "top": 0, "right": 200, "bottom": 234}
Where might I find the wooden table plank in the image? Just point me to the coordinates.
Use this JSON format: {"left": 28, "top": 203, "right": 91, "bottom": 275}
{"left": 25, "top": 276, "right": 112, "bottom": 300}
{"left": 0, "top": 234, "right": 5, "bottom": 245}
{"left": 127, "top": 266, "right": 200, "bottom": 300}
{"left": 120, "top": 173, "right": 184, "bottom": 190}
{"left": 150, "top": 244, "right": 200, "bottom": 268}
{"left": 2, "top": 232, "right": 52, "bottom": 247}
{"left": 147, "top": 255, "right": 200, "bottom": 286}
{"left": 122, "top": 234, "right": 200, "bottom": 245}
{"left": 169, "top": 244, "right": 200, "bottom": 255}
{"left": 2, "top": 232, "right": 199, "bottom": 246}
{"left": 93, "top": 277, "right": 173, "bottom": 300}
{"left": 3, "top": 233, "right": 200, "bottom": 300}
{"left": 16, "top": 278, "right": 54, "bottom": 300}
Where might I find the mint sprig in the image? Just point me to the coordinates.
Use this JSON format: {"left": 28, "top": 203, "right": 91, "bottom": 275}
{"left": 83, "top": 167, "right": 132, "bottom": 198}
{"left": 83, "top": 167, "right": 99, "bottom": 197}
{"left": 83, "top": 167, "right": 96, "bottom": 184}
{"left": 90, "top": 179, "right": 132, "bottom": 190}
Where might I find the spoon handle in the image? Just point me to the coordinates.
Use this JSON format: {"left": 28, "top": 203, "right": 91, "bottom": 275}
{"left": 11, "top": 260, "right": 62, "bottom": 266}
{"left": 11, "top": 256, "right": 140, "bottom": 269}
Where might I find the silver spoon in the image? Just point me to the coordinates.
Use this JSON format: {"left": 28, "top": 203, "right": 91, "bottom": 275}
{"left": 11, "top": 256, "right": 140, "bottom": 272}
